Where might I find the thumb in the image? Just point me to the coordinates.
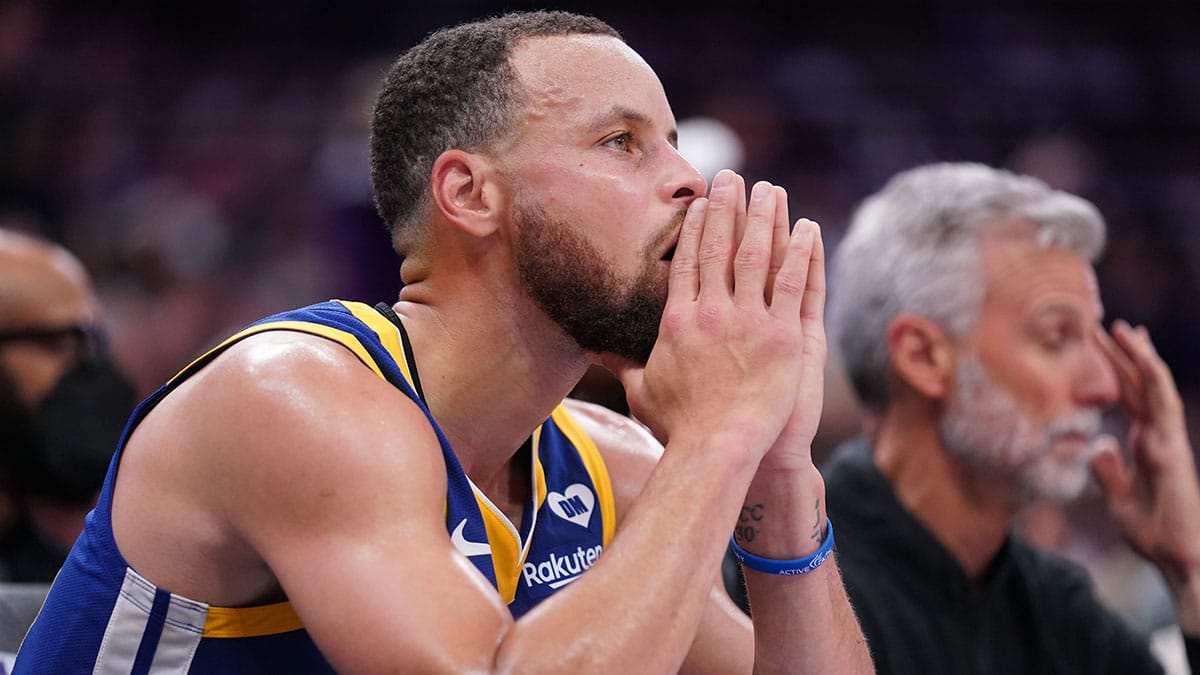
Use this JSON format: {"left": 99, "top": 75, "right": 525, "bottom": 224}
{"left": 598, "top": 353, "right": 669, "bottom": 442}
{"left": 1090, "top": 434, "right": 1133, "bottom": 503}
{"left": 599, "top": 353, "right": 644, "bottom": 395}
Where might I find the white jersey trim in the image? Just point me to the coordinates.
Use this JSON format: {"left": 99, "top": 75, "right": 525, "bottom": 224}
{"left": 92, "top": 568, "right": 205, "bottom": 675}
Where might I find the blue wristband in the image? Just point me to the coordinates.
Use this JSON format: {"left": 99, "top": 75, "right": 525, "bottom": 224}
{"left": 731, "top": 518, "right": 835, "bottom": 576}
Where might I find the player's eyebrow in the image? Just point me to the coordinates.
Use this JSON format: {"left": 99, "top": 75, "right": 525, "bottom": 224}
{"left": 586, "top": 105, "right": 678, "bottom": 146}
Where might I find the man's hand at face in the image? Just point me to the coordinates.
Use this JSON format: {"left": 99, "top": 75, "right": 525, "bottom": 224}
{"left": 607, "top": 170, "right": 817, "bottom": 465}
{"left": 1091, "top": 321, "right": 1200, "bottom": 634}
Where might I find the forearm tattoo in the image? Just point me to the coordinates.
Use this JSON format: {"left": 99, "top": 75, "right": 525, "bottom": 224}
{"left": 734, "top": 499, "right": 824, "bottom": 544}
{"left": 736, "top": 503, "right": 764, "bottom": 543}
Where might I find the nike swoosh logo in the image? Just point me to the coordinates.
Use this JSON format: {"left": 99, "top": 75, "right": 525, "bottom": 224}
{"left": 450, "top": 519, "right": 492, "bottom": 558}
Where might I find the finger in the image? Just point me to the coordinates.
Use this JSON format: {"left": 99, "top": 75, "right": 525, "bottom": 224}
{"left": 1095, "top": 322, "right": 1138, "bottom": 383}
{"left": 765, "top": 185, "right": 790, "bottom": 304}
{"left": 698, "top": 170, "right": 739, "bottom": 299}
{"left": 1093, "top": 323, "right": 1145, "bottom": 418}
{"left": 733, "top": 181, "right": 776, "bottom": 305}
{"left": 798, "top": 221, "right": 828, "bottom": 402}
{"left": 799, "top": 219, "right": 825, "bottom": 324}
{"left": 1121, "top": 323, "right": 1185, "bottom": 416}
{"left": 1108, "top": 319, "right": 1185, "bottom": 415}
{"left": 600, "top": 353, "right": 645, "bottom": 402}
{"left": 603, "top": 359, "right": 667, "bottom": 442}
{"left": 1089, "top": 433, "right": 1135, "bottom": 515}
{"left": 667, "top": 197, "right": 707, "bottom": 303}
{"left": 731, "top": 172, "right": 748, "bottom": 251}
{"left": 767, "top": 219, "right": 816, "bottom": 319}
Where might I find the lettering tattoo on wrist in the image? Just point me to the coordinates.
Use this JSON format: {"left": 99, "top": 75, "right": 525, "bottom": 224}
{"left": 810, "top": 499, "right": 822, "bottom": 542}
{"left": 736, "top": 502, "right": 764, "bottom": 544}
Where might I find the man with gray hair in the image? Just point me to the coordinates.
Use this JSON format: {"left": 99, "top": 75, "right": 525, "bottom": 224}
{"left": 824, "top": 162, "right": 1200, "bottom": 673}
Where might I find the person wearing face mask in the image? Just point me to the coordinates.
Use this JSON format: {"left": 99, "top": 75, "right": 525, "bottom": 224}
{"left": 0, "top": 228, "right": 135, "bottom": 583}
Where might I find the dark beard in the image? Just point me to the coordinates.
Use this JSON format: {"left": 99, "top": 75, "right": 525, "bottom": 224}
{"left": 514, "top": 202, "right": 670, "bottom": 365}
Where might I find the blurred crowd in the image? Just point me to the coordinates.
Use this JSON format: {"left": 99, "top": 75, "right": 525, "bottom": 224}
{"left": 1, "top": 0, "right": 1198, "bottom": 653}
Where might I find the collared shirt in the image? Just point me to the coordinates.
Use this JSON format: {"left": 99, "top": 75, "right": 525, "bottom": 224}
{"left": 823, "top": 437, "right": 1181, "bottom": 675}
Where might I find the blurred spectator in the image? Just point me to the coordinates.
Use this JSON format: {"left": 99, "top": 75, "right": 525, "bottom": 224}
{"left": 0, "top": 228, "right": 135, "bottom": 582}
{"left": 814, "top": 163, "right": 1199, "bottom": 673}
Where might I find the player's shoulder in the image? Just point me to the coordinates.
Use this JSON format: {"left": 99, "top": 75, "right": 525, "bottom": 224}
{"left": 155, "top": 328, "right": 435, "bottom": 471}
{"left": 208, "top": 327, "right": 369, "bottom": 381}
{"left": 562, "top": 398, "right": 662, "bottom": 462}
{"left": 562, "top": 398, "right": 662, "bottom": 512}
{"left": 184, "top": 327, "right": 406, "bottom": 411}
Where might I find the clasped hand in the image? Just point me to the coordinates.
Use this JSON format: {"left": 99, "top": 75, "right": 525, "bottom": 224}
{"left": 607, "top": 170, "right": 827, "bottom": 470}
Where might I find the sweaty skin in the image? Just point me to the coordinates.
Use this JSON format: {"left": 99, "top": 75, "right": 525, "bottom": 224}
{"left": 106, "top": 34, "right": 871, "bottom": 674}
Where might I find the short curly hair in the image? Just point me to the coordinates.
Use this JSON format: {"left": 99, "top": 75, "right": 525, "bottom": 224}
{"left": 369, "top": 11, "right": 621, "bottom": 253}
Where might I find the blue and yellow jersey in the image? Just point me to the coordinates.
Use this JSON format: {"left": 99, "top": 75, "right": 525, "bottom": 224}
{"left": 14, "top": 300, "right": 616, "bottom": 673}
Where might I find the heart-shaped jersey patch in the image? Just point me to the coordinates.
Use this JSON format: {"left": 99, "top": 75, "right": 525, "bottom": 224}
{"left": 547, "top": 483, "right": 595, "bottom": 528}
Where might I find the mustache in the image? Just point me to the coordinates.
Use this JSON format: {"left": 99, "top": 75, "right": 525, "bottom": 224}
{"left": 641, "top": 207, "right": 690, "bottom": 259}
{"left": 1046, "top": 409, "right": 1103, "bottom": 440}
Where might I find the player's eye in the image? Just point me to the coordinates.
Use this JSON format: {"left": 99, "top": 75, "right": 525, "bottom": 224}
{"left": 602, "top": 132, "right": 633, "bottom": 152}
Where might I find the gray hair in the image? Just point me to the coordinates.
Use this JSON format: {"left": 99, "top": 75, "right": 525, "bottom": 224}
{"left": 829, "top": 162, "right": 1106, "bottom": 412}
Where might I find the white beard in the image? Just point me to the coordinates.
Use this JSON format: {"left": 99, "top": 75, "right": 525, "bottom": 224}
{"left": 939, "top": 352, "right": 1101, "bottom": 502}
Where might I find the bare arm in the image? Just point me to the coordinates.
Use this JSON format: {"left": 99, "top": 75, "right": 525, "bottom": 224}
{"left": 606, "top": 173, "right": 872, "bottom": 673}
{"left": 568, "top": 398, "right": 864, "bottom": 675}
{"left": 160, "top": 334, "right": 513, "bottom": 672}
{"left": 1091, "top": 321, "right": 1200, "bottom": 637}
{"left": 173, "top": 332, "right": 765, "bottom": 673}
{"left": 147, "top": 168, "right": 819, "bottom": 672}
{"left": 732, "top": 182, "right": 872, "bottom": 674}
{"left": 564, "top": 397, "right": 756, "bottom": 673}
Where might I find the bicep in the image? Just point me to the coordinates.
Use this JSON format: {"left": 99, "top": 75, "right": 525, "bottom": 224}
{"left": 210, "top": 338, "right": 513, "bottom": 672}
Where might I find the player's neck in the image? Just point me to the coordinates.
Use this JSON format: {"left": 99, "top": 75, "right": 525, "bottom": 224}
{"left": 390, "top": 278, "right": 590, "bottom": 478}
{"left": 468, "top": 438, "right": 533, "bottom": 528}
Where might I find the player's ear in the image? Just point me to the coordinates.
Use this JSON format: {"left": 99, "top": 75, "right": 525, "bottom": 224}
{"left": 886, "top": 313, "right": 956, "bottom": 401}
{"left": 430, "top": 149, "right": 502, "bottom": 238}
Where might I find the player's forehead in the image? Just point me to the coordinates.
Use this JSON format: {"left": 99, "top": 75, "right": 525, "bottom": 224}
{"left": 509, "top": 34, "right": 672, "bottom": 129}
